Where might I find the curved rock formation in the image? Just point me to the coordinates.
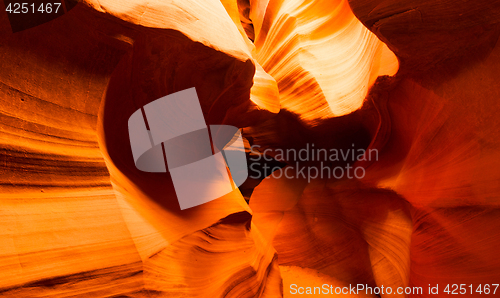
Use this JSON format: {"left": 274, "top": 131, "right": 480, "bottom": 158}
{"left": 1, "top": 0, "right": 500, "bottom": 297}
{"left": 248, "top": 1, "right": 500, "bottom": 297}
{"left": 1, "top": 1, "right": 281, "bottom": 296}
{"left": 251, "top": 0, "right": 398, "bottom": 121}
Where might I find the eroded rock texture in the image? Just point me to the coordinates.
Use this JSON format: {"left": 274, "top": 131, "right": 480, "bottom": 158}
{"left": 1, "top": 0, "right": 500, "bottom": 297}
{"left": 0, "top": 1, "right": 280, "bottom": 296}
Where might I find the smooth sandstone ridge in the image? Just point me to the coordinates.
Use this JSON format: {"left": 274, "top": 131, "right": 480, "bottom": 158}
{"left": 1, "top": 0, "right": 500, "bottom": 297}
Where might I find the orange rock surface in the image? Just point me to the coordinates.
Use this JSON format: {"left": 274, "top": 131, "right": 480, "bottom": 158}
{"left": 1, "top": 0, "right": 499, "bottom": 297}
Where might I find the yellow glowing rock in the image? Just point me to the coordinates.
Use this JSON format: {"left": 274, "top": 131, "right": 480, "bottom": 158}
{"left": 252, "top": 0, "right": 398, "bottom": 121}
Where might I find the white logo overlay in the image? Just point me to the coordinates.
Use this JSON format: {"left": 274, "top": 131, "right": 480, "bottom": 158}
{"left": 128, "top": 88, "right": 248, "bottom": 210}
